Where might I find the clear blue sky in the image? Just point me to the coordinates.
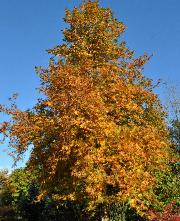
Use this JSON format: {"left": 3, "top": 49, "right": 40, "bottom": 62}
{"left": 0, "top": 0, "right": 180, "bottom": 170}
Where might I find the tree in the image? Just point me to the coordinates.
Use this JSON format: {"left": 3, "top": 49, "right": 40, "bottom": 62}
{"left": 166, "top": 83, "right": 180, "bottom": 154}
{"left": 0, "top": 170, "right": 17, "bottom": 220}
{"left": 10, "top": 168, "right": 84, "bottom": 221}
{"left": 0, "top": 168, "right": 40, "bottom": 220}
{"left": 145, "top": 85, "right": 180, "bottom": 221}
{"left": 0, "top": 1, "right": 174, "bottom": 220}
{"left": 9, "top": 168, "right": 37, "bottom": 203}
{"left": 0, "top": 169, "right": 13, "bottom": 206}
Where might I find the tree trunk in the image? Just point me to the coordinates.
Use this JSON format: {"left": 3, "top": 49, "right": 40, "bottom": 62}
{"left": 101, "top": 216, "right": 110, "bottom": 221}
{"left": 101, "top": 206, "right": 110, "bottom": 221}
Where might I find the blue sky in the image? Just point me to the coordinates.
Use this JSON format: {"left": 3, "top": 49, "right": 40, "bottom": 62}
{"left": 0, "top": 0, "right": 180, "bottom": 170}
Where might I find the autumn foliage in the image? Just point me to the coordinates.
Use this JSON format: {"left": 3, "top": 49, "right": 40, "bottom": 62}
{"left": 0, "top": 0, "right": 174, "bottom": 218}
{"left": 148, "top": 202, "right": 180, "bottom": 221}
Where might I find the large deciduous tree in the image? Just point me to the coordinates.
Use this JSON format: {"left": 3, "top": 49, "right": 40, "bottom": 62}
{"left": 0, "top": 1, "right": 174, "bottom": 219}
